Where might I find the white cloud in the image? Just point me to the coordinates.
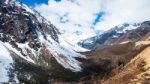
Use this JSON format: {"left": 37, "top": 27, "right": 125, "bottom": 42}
{"left": 95, "top": 0, "right": 150, "bottom": 30}
{"left": 34, "top": 0, "right": 150, "bottom": 43}
{"left": 34, "top": 0, "right": 100, "bottom": 31}
{"left": 34, "top": 0, "right": 100, "bottom": 44}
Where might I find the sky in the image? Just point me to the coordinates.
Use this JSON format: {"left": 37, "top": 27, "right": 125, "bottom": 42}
{"left": 18, "top": 0, "right": 150, "bottom": 44}
{"left": 18, "top": 0, "right": 104, "bottom": 31}
{"left": 16, "top": 0, "right": 48, "bottom": 6}
{"left": 20, "top": 0, "right": 150, "bottom": 31}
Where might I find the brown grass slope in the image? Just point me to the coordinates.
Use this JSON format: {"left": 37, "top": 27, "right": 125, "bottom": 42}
{"left": 84, "top": 42, "right": 150, "bottom": 70}
{"left": 79, "top": 23, "right": 150, "bottom": 83}
{"left": 102, "top": 45, "right": 150, "bottom": 84}
{"left": 80, "top": 34, "right": 150, "bottom": 83}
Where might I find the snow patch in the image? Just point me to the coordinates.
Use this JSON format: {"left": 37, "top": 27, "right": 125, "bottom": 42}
{"left": 59, "top": 35, "right": 89, "bottom": 52}
{"left": 22, "top": 4, "right": 35, "bottom": 14}
{"left": 4, "top": 0, "right": 9, "bottom": 4}
{"left": 0, "top": 42, "right": 13, "bottom": 82}
{"left": 17, "top": 42, "right": 37, "bottom": 57}
{"left": 4, "top": 42, "right": 35, "bottom": 63}
{"left": 120, "top": 41, "right": 130, "bottom": 44}
{"left": 38, "top": 32, "right": 86, "bottom": 72}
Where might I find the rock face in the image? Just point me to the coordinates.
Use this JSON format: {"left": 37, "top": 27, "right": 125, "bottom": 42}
{"left": 0, "top": 0, "right": 86, "bottom": 83}
{"left": 0, "top": 1, "right": 58, "bottom": 42}
{"left": 79, "top": 21, "right": 150, "bottom": 50}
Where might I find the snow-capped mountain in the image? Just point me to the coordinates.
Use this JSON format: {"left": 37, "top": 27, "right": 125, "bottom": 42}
{"left": 78, "top": 22, "right": 144, "bottom": 50}
{"left": 0, "top": 0, "right": 86, "bottom": 83}
{"left": 1, "top": 0, "right": 150, "bottom": 83}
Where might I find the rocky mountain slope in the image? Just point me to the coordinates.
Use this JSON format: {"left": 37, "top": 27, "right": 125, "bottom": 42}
{"left": 79, "top": 30, "right": 150, "bottom": 84}
{"left": 78, "top": 21, "right": 150, "bottom": 50}
{"left": 0, "top": 0, "right": 150, "bottom": 84}
{"left": 0, "top": 0, "right": 86, "bottom": 83}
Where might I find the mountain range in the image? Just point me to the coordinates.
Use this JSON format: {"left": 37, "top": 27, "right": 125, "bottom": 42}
{"left": 0, "top": 0, "right": 150, "bottom": 84}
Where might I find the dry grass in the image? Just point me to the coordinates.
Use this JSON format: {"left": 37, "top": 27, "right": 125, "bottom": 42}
{"left": 79, "top": 41, "right": 150, "bottom": 84}
{"left": 101, "top": 46, "right": 150, "bottom": 84}
{"left": 84, "top": 42, "right": 138, "bottom": 70}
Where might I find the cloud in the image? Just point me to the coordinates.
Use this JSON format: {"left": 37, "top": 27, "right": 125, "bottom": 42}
{"left": 34, "top": 0, "right": 150, "bottom": 43}
{"left": 95, "top": 0, "right": 150, "bottom": 30}
{"left": 34, "top": 0, "right": 101, "bottom": 31}
{"left": 34, "top": 0, "right": 100, "bottom": 43}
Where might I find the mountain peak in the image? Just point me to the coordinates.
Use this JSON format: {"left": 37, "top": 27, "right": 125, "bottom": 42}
{"left": 0, "top": 1, "right": 87, "bottom": 83}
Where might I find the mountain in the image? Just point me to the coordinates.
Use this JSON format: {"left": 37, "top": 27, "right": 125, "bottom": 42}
{"left": 78, "top": 21, "right": 150, "bottom": 50}
{"left": 78, "top": 28, "right": 150, "bottom": 84}
{"left": 0, "top": 0, "right": 150, "bottom": 84}
{"left": 0, "top": 0, "right": 87, "bottom": 83}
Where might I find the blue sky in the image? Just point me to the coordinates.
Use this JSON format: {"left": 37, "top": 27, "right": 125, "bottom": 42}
{"left": 92, "top": 12, "right": 105, "bottom": 28}
{"left": 17, "top": 0, "right": 48, "bottom": 6}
